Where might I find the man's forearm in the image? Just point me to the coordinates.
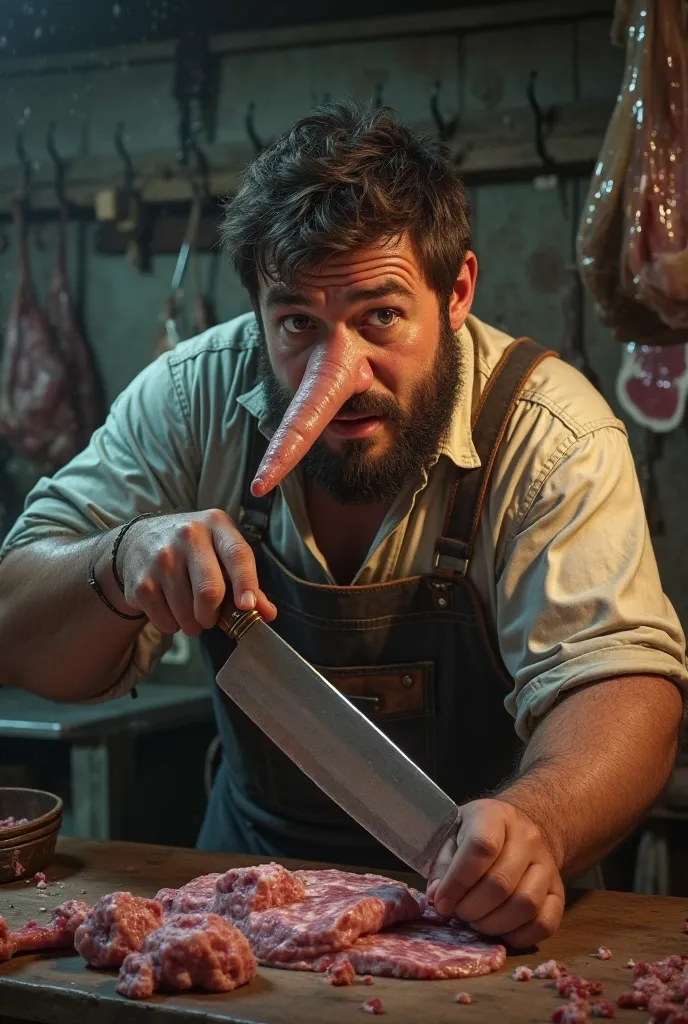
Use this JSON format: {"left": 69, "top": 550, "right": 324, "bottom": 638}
{"left": 0, "top": 535, "right": 141, "bottom": 700}
{"left": 496, "top": 675, "right": 683, "bottom": 879}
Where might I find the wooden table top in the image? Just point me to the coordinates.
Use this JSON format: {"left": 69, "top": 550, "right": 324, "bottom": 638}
{"left": 0, "top": 837, "right": 685, "bottom": 1024}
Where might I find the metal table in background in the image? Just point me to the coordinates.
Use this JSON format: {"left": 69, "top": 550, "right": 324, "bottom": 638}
{"left": 0, "top": 683, "right": 214, "bottom": 840}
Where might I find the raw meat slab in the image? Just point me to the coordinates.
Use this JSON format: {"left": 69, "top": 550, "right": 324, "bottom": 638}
{"left": 228, "top": 867, "right": 422, "bottom": 963}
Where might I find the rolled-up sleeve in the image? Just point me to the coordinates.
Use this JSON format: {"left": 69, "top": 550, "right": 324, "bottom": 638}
{"left": 0, "top": 353, "right": 198, "bottom": 697}
{"left": 500, "top": 425, "right": 688, "bottom": 740}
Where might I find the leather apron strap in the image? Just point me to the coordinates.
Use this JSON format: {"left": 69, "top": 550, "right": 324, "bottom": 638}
{"left": 435, "top": 338, "right": 557, "bottom": 576}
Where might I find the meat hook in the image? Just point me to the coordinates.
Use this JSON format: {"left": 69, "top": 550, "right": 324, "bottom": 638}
{"left": 46, "top": 121, "right": 68, "bottom": 211}
{"left": 526, "top": 71, "right": 557, "bottom": 173}
{"left": 245, "top": 101, "right": 270, "bottom": 156}
{"left": 114, "top": 121, "right": 135, "bottom": 193}
{"left": 15, "top": 131, "right": 32, "bottom": 200}
{"left": 430, "top": 81, "right": 458, "bottom": 142}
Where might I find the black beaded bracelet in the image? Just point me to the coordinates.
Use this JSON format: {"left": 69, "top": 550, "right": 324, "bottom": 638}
{"left": 111, "top": 512, "right": 157, "bottom": 595}
{"left": 87, "top": 561, "right": 146, "bottom": 621}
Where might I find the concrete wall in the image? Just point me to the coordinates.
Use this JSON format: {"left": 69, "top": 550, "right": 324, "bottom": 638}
{"left": 1, "top": 13, "right": 686, "bottom": 647}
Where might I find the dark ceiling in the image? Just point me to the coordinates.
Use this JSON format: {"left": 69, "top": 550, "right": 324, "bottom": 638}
{"left": 1, "top": 0, "right": 531, "bottom": 60}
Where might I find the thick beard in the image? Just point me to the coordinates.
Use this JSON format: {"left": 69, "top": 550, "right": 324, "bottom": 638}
{"left": 259, "top": 310, "right": 461, "bottom": 505}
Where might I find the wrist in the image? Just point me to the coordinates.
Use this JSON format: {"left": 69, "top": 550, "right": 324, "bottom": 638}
{"left": 93, "top": 533, "right": 140, "bottom": 617}
{"left": 495, "top": 783, "right": 567, "bottom": 871}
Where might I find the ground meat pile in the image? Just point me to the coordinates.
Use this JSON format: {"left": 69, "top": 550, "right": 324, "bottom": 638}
{"left": 616, "top": 954, "right": 688, "bottom": 1020}
{"left": 116, "top": 913, "right": 257, "bottom": 999}
{"left": 74, "top": 892, "right": 164, "bottom": 967}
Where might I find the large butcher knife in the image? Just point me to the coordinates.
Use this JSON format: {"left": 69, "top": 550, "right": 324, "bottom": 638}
{"left": 216, "top": 609, "right": 460, "bottom": 877}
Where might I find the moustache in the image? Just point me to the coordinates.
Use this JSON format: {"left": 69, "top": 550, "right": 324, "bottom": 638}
{"left": 336, "top": 391, "right": 403, "bottom": 424}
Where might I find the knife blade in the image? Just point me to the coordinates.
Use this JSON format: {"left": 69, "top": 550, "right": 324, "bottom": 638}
{"left": 215, "top": 609, "right": 460, "bottom": 877}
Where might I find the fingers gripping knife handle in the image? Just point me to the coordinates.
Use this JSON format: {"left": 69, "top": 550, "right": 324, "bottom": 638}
{"left": 218, "top": 608, "right": 262, "bottom": 642}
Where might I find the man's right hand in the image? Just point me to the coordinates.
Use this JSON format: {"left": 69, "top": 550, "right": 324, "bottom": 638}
{"left": 112, "top": 510, "right": 276, "bottom": 636}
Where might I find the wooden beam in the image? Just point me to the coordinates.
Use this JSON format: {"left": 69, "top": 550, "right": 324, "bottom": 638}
{"left": 0, "top": 98, "right": 611, "bottom": 219}
{"left": 0, "top": 0, "right": 613, "bottom": 80}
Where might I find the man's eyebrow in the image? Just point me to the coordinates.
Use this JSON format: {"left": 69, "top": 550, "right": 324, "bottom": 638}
{"left": 345, "top": 280, "right": 415, "bottom": 303}
{"left": 264, "top": 284, "right": 313, "bottom": 308}
{"left": 264, "top": 278, "right": 415, "bottom": 308}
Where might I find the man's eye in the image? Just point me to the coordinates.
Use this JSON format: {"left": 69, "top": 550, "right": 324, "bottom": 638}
{"left": 282, "top": 315, "right": 315, "bottom": 333}
{"left": 366, "top": 309, "right": 399, "bottom": 328}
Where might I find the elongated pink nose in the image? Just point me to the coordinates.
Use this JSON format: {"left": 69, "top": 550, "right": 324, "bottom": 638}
{"left": 251, "top": 339, "right": 374, "bottom": 497}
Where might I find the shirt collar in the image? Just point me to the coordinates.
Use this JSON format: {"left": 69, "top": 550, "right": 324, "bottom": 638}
{"left": 236, "top": 320, "right": 480, "bottom": 471}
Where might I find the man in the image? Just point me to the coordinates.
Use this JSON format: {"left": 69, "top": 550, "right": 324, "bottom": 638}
{"left": 0, "top": 102, "right": 685, "bottom": 950}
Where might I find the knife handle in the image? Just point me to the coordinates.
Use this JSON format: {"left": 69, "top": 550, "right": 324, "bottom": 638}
{"left": 217, "top": 607, "right": 262, "bottom": 641}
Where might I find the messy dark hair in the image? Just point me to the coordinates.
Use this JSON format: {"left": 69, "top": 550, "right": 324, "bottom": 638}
{"left": 221, "top": 99, "right": 471, "bottom": 303}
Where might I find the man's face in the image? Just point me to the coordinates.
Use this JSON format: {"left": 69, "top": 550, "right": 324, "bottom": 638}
{"left": 257, "top": 235, "right": 476, "bottom": 504}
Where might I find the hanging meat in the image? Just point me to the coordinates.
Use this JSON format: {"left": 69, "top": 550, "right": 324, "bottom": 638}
{"left": 0, "top": 202, "right": 80, "bottom": 468}
{"left": 620, "top": 0, "right": 688, "bottom": 331}
{"left": 576, "top": 0, "right": 686, "bottom": 349}
{"left": 47, "top": 208, "right": 104, "bottom": 449}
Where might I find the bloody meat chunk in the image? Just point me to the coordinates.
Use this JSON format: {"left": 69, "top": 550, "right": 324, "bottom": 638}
{"left": 10, "top": 900, "right": 92, "bottom": 954}
{"left": 74, "top": 892, "right": 164, "bottom": 967}
{"left": 116, "top": 913, "right": 257, "bottom": 1000}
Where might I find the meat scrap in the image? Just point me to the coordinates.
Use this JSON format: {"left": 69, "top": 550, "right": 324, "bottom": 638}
{"left": 454, "top": 991, "right": 472, "bottom": 1004}
{"left": 534, "top": 959, "right": 568, "bottom": 980}
{"left": 362, "top": 998, "right": 385, "bottom": 1015}
{"left": 229, "top": 868, "right": 422, "bottom": 964}
{"left": 116, "top": 913, "right": 256, "bottom": 1000}
{"left": 9, "top": 900, "right": 92, "bottom": 956}
{"left": 557, "top": 975, "right": 603, "bottom": 998}
{"left": 552, "top": 1001, "right": 589, "bottom": 1024}
{"left": 155, "top": 872, "right": 222, "bottom": 915}
{"left": 511, "top": 965, "right": 533, "bottom": 981}
{"left": 74, "top": 892, "right": 164, "bottom": 967}
{"left": 593, "top": 946, "right": 611, "bottom": 961}
{"left": 325, "top": 958, "right": 356, "bottom": 986}
{"left": 590, "top": 1001, "right": 616, "bottom": 1019}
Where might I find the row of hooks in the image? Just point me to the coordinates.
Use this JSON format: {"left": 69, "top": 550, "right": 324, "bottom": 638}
{"left": 9, "top": 72, "right": 559, "bottom": 207}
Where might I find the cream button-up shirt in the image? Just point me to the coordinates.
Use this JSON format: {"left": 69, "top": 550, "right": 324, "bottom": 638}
{"left": 2, "top": 312, "right": 686, "bottom": 740}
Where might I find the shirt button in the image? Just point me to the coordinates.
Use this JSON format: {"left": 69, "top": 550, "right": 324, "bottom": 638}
{"left": 438, "top": 597, "right": 448, "bottom": 609}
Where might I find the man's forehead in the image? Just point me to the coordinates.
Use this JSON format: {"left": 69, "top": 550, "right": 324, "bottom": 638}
{"left": 261, "top": 238, "right": 423, "bottom": 305}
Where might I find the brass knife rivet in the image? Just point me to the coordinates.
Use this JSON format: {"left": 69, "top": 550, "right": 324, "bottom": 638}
{"left": 438, "top": 597, "right": 448, "bottom": 608}
{"left": 401, "top": 674, "right": 413, "bottom": 688}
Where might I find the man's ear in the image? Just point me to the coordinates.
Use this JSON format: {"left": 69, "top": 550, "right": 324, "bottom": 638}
{"left": 448, "top": 251, "right": 478, "bottom": 332}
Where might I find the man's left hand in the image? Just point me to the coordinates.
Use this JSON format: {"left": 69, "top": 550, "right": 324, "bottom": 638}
{"left": 426, "top": 798, "right": 565, "bottom": 948}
